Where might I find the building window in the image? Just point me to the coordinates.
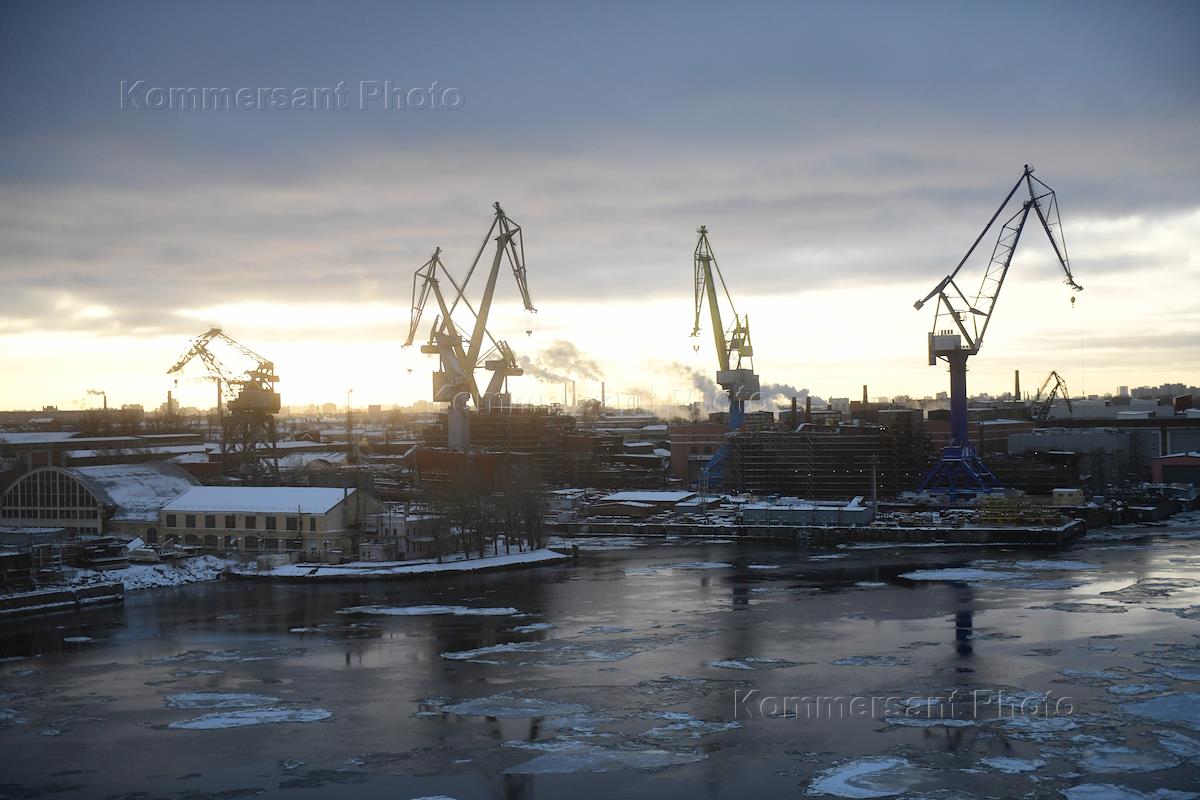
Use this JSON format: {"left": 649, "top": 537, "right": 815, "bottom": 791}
{"left": 309, "top": 518, "right": 317, "bottom": 531}
{"left": 184, "top": 534, "right": 198, "bottom": 545}
{"left": 185, "top": 514, "right": 196, "bottom": 528}
{"left": 264, "top": 538, "right": 279, "bottom": 551}
{"left": 286, "top": 516, "right": 298, "bottom": 531}
{"left": 165, "top": 514, "right": 177, "bottom": 527}
{"left": 245, "top": 516, "right": 256, "bottom": 530}
{"left": 205, "top": 515, "right": 216, "bottom": 529}
{"left": 204, "top": 535, "right": 218, "bottom": 548}
{"left": 147, "top": 530, "right": 158, "bottom": 544}
{"left": 245, "top": 535, "right": 258, "bottom": 550}
{"left": 286, "top": 538, "right": 302, "bottom": 551}
{"left": 224, "top": 515, "right": 236, "bottom": 528}
{"left": 265, "top": 516, "right": 277, "bottom": 530}
{"left": 225, "top": 535, "right": 237, "bottom": 548}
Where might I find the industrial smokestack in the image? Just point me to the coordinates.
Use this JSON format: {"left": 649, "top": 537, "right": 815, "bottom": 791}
{"left": 862, "top": 384, "right": 868, "bottom": 405}
{"left": 1014, "top": 369, "right": 1021, "bottom": 400}
{"left": 791, "top": 396, "right": 798, "bottom": 427}
{"left": 805, "top": 395, "right": 812, "bottom": 424}
{"left": 601, "top": 381, "right": 606, "bottom": 414}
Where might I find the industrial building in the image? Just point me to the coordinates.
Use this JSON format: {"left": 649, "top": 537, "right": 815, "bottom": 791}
{"left": 158, "top": 486, "right": 378, "bottom": 558}
{"left": 0, "top": 462, "right": 200, "bottom": 539}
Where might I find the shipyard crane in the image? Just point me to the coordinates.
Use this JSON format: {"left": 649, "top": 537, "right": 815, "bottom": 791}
{"left": 913, "top": 165, "right": 1083, "bottom": 497}
{"left": 167, "top": 327, "right": 280, "bottom": 475}
{"left": 691, "top": 225, "right": 759, "bottom": 493}
{"left": 405, "top": 203, "right": 535, "bottom": 447}
{"left": 1031, "top": 370, "right": 1074, "bottom": 421}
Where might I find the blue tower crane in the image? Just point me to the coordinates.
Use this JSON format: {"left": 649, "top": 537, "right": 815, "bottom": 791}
{"left": 914, "top": 165, "right": 1082, "bottom": 498}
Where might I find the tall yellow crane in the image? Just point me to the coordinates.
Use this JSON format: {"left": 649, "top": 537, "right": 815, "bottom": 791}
{"left": 691, "top": 225, "right": 759, "bottom": 492}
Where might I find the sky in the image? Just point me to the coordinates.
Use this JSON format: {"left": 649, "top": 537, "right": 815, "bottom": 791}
{"left": 1, "top": 0, "right": 1197, "bottom": 415}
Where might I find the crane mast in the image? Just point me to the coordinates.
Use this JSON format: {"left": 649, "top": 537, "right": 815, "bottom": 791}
{"left": 691, "top": 225, "right": 759, "bottom": 493}
{"left": 1031, "top": 370, "right": 1073, "bottom": 421}
{"left": 914, "top": 165, "right": 1082, "bottom": 497}
{"left": 405, "top": 203, "right": 536, "bottom": 448}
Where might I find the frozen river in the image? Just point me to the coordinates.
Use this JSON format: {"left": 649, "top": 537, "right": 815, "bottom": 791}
{"left": 3, "top": 514, "right": 1200, "bottom": 799}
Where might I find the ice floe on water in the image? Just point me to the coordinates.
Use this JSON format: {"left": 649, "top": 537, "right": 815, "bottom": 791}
{"left": 145, "top": 647, "right": 306, "bottom": 664}
{"left": 1101, "top": 578, "right": 1200, "bottom": 603}
{"left": 440, "top": 694, "right": 587, "bottom": 718}
{"left": 1156, "top": 730, "right": 1200, "bottom": 761}
{"left": 1061, "top": 785, "right": 1199, "bottom": 800}
{"left": 708, "top": 657, "right": 800, "bottom": 670}
{"left": 1010, "top": 559, "right": 1102, "bottom": 571}
{"left": 504, "top": 742, "right": 705, "bottom": 774}
{"left": 168, "top": 708, "right": 331, "bottom": 730}
{"left": 1078, "top": 744, "right": 1179, "bottom": 773}
{"left": 579, "top": 625, "right": 634, "bottom": 635}
{"left": 1032, "top": 602, "right": 1129, "bottom": 614}
{"left": 748, "top": 563, "right": 781, "bottom": 570}
{"left": 855, "top": 581, "right": 887, "bottom": 588}
{"left": 1106, "top": 683, "right": 1169, "bottom": 696}
{"left": 832, "top": 655, "right": 911, "bottom": 667}
{"left": 510, "top": 622, "right": 554, "bottom": 633}
{"left": 640, "top": 714, "right": 740, "bottom": 739}
{"left": 625, "top": 561, "right": 733, "bottom": 575}
{"left": 441, "top": 624, "right": 717, "bottom": 666}
{"left": 1122, "top": 693, "right": 1200, "bottom": 731}
{"left": 886, "top": 717, "right": 974, "bottom": 728}
{"left": 1156, "top": 606, "right": 1200, "bottom": 621}
{"left": 337, "top": 604, "right": 519, "bottom": 617}
{"left": 164, "top": 692, "right": 280, "bottom": 709}
{"left": 899, "top": 568, "right": 1031, "bottom": 582}
{"left": 806, "top": 757, "right": 921, "bottom": 798}
{"left": 998, "top": 715, "right": 1079, "bottom": 739}
{"left": 980, "top": 756, "right": 1046, "bottom": 773}
{"left": 1156, "top": 665, "right": 1200, "bottom": 681}
{"left": 62, "top": 636, "right": 94, "bottom": 643}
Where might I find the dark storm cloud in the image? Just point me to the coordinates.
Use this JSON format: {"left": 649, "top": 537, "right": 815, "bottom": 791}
{"left": 1, "top": 1, "right": 1197, "bottom": 337}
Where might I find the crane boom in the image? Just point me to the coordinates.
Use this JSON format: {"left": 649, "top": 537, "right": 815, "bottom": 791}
{"left": 913, "top": 165, "right": 1082, "bottom": 498}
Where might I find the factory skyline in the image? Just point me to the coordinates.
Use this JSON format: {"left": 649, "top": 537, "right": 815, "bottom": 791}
{"left": 2, "top": 1, "right": 1197, "bottom": 412}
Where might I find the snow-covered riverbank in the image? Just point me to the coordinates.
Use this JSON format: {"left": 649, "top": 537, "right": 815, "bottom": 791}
{"left": 57, "top": 556, "right": 232, "bottom": 592}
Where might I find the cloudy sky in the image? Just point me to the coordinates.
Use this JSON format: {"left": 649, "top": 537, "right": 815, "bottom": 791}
{"left": 1, "top": 1, "right": 1197, "bottom": 414}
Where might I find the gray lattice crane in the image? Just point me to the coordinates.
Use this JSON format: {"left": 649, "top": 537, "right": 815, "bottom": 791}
{"left": 167, "top": 327, "right": 280, "bottom": 476}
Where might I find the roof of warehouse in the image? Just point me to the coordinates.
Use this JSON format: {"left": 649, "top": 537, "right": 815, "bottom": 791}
{"left": 163, "top": 486, "right": 357, "bottom": 514}
{"left": 72, "top": 463, "right": 201, "bottom": 522}
{"left": 599, "top": 490, "right": 696, "bottom": 503}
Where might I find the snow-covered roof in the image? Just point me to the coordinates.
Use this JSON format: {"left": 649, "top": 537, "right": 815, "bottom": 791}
{"left": 72, "top": 463, "right": 201, "bottom": 522}
{"left": 278, "top": 451, "right": 347, "bottom": 469}
{"left": 599, "top": 490, "right": 696, "bottom": 504}
{"left": 0, "top": 432, "right": 83, "bottom": 445}
{"left": 163, "top": 486, "right": 357, "bottom": 515}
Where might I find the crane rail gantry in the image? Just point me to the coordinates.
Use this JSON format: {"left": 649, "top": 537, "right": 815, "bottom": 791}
{"left": 914, "top": 165, "right": 1082, "bottom": 497}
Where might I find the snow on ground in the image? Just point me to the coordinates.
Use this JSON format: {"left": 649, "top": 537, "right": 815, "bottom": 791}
{"left": 337, "top": 605, "right": 519, "bottom": 617}
{"left": 238, "top": 548, "right": 568, "bottom": 578}
{"left": 59, "top": 555, "right": 230, "bottom": 592}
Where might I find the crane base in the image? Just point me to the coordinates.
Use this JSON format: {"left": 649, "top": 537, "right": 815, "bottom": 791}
{"left": 917, "top": 446, "right": 1004, "bottom": 499}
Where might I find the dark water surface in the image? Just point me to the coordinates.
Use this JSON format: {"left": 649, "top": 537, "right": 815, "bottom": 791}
{"left": 3, "top": 516, "right": 1200, "bottom": 799}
